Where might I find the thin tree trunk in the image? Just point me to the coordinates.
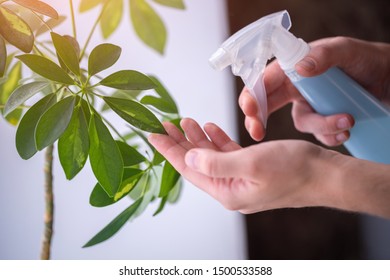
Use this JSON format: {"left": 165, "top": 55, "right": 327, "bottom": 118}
{"left": 41, "top": 144, "right": 54, "bottom": 260}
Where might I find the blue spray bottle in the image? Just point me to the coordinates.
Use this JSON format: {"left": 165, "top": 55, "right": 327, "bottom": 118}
{"left": 209, "top": 10, "right": 390, "bottom": 164}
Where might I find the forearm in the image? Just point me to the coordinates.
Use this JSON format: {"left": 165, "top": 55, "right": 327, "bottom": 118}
{"left": 319, "top": 151, "right": 390, "bottom": 218}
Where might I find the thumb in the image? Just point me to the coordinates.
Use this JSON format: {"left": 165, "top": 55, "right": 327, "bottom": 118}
{"left": 185, "top": 148, "right": 247, "bottom": 178}
{"left": 295, "top": 38, "right": 353, "bottom": 77}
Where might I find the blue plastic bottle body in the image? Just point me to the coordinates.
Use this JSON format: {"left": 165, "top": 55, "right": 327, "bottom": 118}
{"left": 286, "top": 67, "right": 390, "bottom": 164}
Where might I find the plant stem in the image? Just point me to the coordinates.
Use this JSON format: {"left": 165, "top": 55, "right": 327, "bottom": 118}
{"left": 69, "top": 0, "right": 77, "bottom": 39}
{"left": 79, "top": 1, "right": 109, "bottom": 61}
{"left": 40, "top": 144, "right": 54, "bottom": 260}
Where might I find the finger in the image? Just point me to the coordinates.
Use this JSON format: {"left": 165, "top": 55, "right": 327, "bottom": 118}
{"left": 295, "top": 37, "right": 355, "bottom": 77}
{"left": 263, "top": 61, "right": 302, "bottom": 113}
{"left": 239, "top": 88, "right": 258, "bottom": 117}
{"left": 185, "top": 148, "right": 251, "bottom": 179}
{"left": 148, "top": 133, "right": 214, "bottom": 191}
{"left": 180, "top": 118, "right": 218, "bottom": 149}
{"left": 163, "top": 121, "right": 193, "bottom": 150}
{"left": 244, "top": 116, "right": 265, "bottom": 141}
{"left": 314, "top": 131, "right": 350, "bottom": 147}
{"left": 203, "top": 122, "right": 241, "bottom": 151}
{"left": 292, "top": 100, "right": 354, "bottom": 135}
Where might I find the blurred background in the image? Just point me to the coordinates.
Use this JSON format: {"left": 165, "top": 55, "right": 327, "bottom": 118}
{"left": 0, "top": 0, "right": 389, "bottom": 259}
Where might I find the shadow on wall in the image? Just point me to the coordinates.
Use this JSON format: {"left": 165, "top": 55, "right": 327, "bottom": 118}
{"left": 226, "top": 0, "right": 390, "bottom": 259}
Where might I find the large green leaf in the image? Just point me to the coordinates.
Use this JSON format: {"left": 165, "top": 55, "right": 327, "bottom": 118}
{"left": 130, "top": 0, "right": 167, "bottom": 54}
{"left": 35, "top": 96, "right": 76, "bottom": 150}
{"left": 90, "top": 168, "right": 144, "bottom": 207}
{"left": 99, "top": 70, "right": 156, "bottom": 90}
{"left": 79, "top": 0, "right": 103, "bottom": 12}
{"left": 0, "top": 61, "right": 23, "bottom": 125}
{"left": 83, "top": 197, "right": 143, "bottom": 248}
{"left": 0, "top": 36, "right": 6, "bottom": 77}
{"left": 15, "top": 93, "right": 57, "bottom": 159}
{"left": 0, "top": 6, "right": 34, "bottom": 53}
{"left": 4, "top": 81, "right": 49, "bottom": 116}
{"left": 153, "top": 0, "right": 185, "bottom": 9}
{"left": 159, "top": 160, "right": 180, "bottom": 197}
{"left": 89, "top": 113, "right": 124, "bottom": 197}
{"left": 17, "top": 54, "right": 74, "bottom": 85}
{"left": 88, "top": 44, "right": 121, "bottom": 77}
{"left": 100, "top": 0, "right": 123, "bottom": 39}
{"left": 12, "top": 0, "right": 59, "bottom": 19}
{"left": 51, "top": 32, "right": 80, "bottom": 76}
{"left": 103, "top": 97, "right": 166, "bottom": 134}
{"left": 58, "top": 103, "right": 89, "bottom": 180}
{"left": 116, "top": 141, "right": 146, "bottom": 167}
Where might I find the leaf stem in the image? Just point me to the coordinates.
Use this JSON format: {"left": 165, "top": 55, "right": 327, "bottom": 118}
{"left": 69, "top": 0, "right": 77, "bottom": 39}
{"left": 79, "top": 1, "right": 109, "bottom": 61}
{"left": 40, "top": 144, "right": 55, "bottom": 260}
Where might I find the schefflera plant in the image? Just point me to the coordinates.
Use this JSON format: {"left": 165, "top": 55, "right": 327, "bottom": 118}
{"left": 1, "top": 0, "right": 184, "bottom": 249}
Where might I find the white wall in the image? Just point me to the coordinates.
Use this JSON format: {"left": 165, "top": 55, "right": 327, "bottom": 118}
{"left": 0, "top": 0, "right": 246, "bottom": 259}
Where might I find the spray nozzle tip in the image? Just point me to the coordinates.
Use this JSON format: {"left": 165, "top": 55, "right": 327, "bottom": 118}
{"left": 209, "top": 48, "right": 232, "bottom": 71}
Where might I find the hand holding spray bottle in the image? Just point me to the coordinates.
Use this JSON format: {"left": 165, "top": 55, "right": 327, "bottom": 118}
{"left": 209, "top": 10, "right": 390, "bottom": 164}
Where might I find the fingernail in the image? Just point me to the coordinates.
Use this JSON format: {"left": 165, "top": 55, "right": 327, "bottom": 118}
{"left": 185, "top": 150, "right": 199, "bottom": 170}
{"left": 337, "top": 117, "right": 351, "bottom": 130}
{"left": 297, "top": 57, "right": 316, "bottom": 72}
{"left": 336, "top": 133, "right": 348, "bottom": 143}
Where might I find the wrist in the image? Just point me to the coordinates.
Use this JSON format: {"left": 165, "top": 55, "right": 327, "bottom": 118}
{"left": 314, "top": 150, "right": 390, "bottom": 218}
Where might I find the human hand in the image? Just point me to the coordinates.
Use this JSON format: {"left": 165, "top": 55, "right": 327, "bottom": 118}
{"left": 239, "top": 37, "right": 390, "bottom": 146}
{"left": 148, "top": 118, "right": 339, "bottom": 213}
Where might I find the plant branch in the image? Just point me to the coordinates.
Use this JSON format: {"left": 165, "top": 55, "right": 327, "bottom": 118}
{"left": 69, "top": 0, "right": 77, "bottom": 39}
{"left": 40, "top": 144, "right": 55, "bottom": 260}
{"left": 79, "top": 1, "right": 109, "bottom": 61}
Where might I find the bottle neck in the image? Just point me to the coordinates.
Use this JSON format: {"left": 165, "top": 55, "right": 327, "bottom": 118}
{"left": 272, "top": 27, "right": 310, "bottom": 72}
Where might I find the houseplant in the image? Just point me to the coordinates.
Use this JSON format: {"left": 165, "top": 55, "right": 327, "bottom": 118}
{"left": 0, "top": 0, "right": 184, "bottom": 259}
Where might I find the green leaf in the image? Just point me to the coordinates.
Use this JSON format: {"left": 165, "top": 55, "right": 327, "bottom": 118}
{"left": 153, "top": 0, "right": 185, "bottom": 9}
{"left": 35, "top": 96, "right": 76, "bottom": 150}
{"left": 130, "top": 0, "right": 167, "bottom": 54}
{"left": 89, "top": 113, "right": 124, "bottom": 197}
{"left": 159, "top": 160, "right": 180, "bottom": 197}
{"left": 4, "top": 81, "right": 49, "bottom": 116}
{"left": 100, "top": 0, "right": 123, "bottom": 39}
{"left": 140, "top": 95, "right": 177, "bottom": 114}
{"left": 0, "top": 36, "right": 6, "bottom": 77}
{"left": 17, "top": 54, "right": 74, "bottom": 85}
{"left": 103, "top": 97, "right": 166, "bottom": 134}
{"left": 114, "top": 170, "right": 144, "bottom": 201}
{"left": 90, "top": 168, "right": 144, "bottom": 207}
{"left": 0, "top": 6, "right": 34, "bottom": 53}
{"left": 15, "top": 93, "right": 57, "bottom": 159}
{"left": 83, "top": 197, "right": 143, "bottom": 248}
{"left": 0, "top": 61, "right": 23, "bottom": 125}
{"left": 36, "top": 15, "right": 66, "bottom": 37}
{"left": 12, "top": 0, "right": 59, "bottom": 19}
{"left": 0, "top": 61, "right": 21, "bottom": 105}
{"left": 167, "top": 179, "right": 182, "bottom": 203}
{"left": 116, "top": 141, "right": 146, "bottom": 167}
{"left": 79, "top": 0, "right": 103, "bottom": 12}
{"left": 58, "top": 103, "right": 90, "bottom": 180}
{"left": 88, "top": 44, "right": 121, "bottom": 76}
{"left": 152, "top": 150, "right": 165, "bottom": 165}
{"left": 51, "top": 32, "right": 80, "bottom": 76}
{"left": 149, "top": 76, "right": 178, "bottom": 113}
{"left": 100, "top": 70, "right": 156, "bottom": 90}
{"left": 153, "top": 196, "right": 168, "bottom": 216}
